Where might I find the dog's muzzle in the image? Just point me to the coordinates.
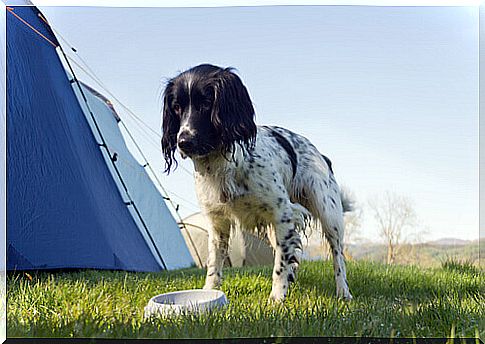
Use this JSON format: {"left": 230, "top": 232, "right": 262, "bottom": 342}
{"left": 177, "top": 132, "right": 203, "bottom": 158}
{"left": 177, "top": 132, "right": 193, "bottom": 154}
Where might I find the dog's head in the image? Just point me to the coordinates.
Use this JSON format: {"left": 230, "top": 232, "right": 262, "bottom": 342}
{"left": 161, "top": 64, "right": 257, "bottom": 173}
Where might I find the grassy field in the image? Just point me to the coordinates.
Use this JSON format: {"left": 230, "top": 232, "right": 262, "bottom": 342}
{"left": 7, "top": 259, "right": 484, "bottom": 339}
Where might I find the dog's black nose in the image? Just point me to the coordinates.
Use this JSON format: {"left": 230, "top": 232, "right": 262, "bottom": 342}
{"left": 177, "top": 134, "right": 196, "bottom": 153}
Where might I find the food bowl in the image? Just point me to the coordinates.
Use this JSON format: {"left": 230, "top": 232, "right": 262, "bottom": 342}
{"left": 144, "top": 289, "right": 228, "bottom": 318}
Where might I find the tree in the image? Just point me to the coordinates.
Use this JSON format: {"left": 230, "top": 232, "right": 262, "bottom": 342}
{"left": 343, "top": 206, "right": 363, "bottom": 256}
{"left": 368, "top": 192, "right": 417, "bottom": 265}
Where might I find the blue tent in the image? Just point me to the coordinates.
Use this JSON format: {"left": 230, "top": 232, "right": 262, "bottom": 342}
{"left": 7, "top": 6, "right": 194, "bottom": 271}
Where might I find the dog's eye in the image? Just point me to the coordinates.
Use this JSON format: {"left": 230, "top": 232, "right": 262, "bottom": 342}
{"left": 173, "top": 104, "right": 181, "bottom": 113}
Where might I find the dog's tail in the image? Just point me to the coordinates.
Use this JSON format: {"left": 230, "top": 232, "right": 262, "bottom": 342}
{"left": 340, "top": 186, "right": 354, "bottom": 213}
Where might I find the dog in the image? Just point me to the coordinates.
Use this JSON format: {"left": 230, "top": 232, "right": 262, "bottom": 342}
{"left": 161, "top": 64, "right": 352, "bottom": 302}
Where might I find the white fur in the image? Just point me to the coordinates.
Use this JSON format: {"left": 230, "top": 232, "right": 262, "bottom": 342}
{"left": 190, "top": 126, "right": 352, "bottom": 302}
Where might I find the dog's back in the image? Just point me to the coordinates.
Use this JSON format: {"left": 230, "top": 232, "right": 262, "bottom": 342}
{"left": 259, "top": 126, "right": 344, "bottom": 223}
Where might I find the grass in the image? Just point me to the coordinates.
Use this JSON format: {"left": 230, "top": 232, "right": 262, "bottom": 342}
{"left": 7, "top": 260, "right": 485, "bottom": 339}
{"left": 441, "top": 257, "right": 481, "bottom": 275}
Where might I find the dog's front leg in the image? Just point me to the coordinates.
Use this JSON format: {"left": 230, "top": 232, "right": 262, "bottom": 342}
{"left": 203, "top": 217, "right": 231, "bottom": 290}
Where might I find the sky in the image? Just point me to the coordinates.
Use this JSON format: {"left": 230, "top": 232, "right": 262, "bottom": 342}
{"left": 36, "top": 4, "right": 479, "bottom": 242}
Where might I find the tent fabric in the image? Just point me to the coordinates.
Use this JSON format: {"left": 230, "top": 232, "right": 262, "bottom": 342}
{"left": 7, "top": 6, "right": 193, "bottom": 271}
{"left": 73, "top": 82, "right": 194, "bottom": 270}
{"left": 1, "top": 5, "right": 6, "bottom": 273}
{"left": 180, "top": 212, "right": 274, "bottom": 268}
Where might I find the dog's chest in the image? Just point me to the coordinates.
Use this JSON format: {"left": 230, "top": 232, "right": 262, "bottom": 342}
{"left": 194, "top": 166, "right": 247, "bottom": 208}
{"left": 194, "top": 170, "right": 235, "bottom": 207}
{"left": 194, "top": 167, "right": 271, "bottom": 227}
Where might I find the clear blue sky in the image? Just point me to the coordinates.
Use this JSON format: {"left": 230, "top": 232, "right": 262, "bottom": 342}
{"left": 39, "top": 5, "right": 479, "bottom": 242}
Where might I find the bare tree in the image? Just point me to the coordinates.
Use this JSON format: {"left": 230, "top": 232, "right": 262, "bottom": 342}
{"left": 343, "top": 207, "right": 363, "bottom": 256}
{"left": 368, "top": 192, "right": 417, "bottom": 265}
{"left": 397, "top": 224, "right": 430, "bottom": 265}
{"left": 341, "top": 188, "right": 362, "bottom": 257}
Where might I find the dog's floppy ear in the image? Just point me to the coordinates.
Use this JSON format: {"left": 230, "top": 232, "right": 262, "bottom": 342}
{"left": 211, "top": 68, "right": 257, "bottom": 155}
{"left": 161, "top": 82, "right": 179, "bottom": 174}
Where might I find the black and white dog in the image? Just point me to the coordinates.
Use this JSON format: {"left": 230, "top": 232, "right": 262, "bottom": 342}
{"left": 162, "top": 64, "right": 352, "bottom": 302}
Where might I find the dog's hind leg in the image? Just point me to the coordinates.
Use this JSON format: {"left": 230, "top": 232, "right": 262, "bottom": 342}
{"left": 302, "top": 172, "right": 353, "bottom": 301}
{"left": 323, "top": 218, "right": 352, "bottom": 300}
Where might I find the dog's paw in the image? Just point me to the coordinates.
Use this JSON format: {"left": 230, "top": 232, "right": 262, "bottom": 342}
{"left": 268, "top": 291, "right": 286, "bottom": 304}
{"left": 269, "top": 281, "right": 288, "bottom": 303}
{"left": 203, "top": 274, "right": 221, "bottom": 290}
{"left": 336, "top": 287, "right": 353, "bottom": 301}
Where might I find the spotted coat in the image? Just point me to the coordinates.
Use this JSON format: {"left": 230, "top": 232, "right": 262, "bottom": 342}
{"left": 192, "top": 125, "right": 353, "bottom": 302}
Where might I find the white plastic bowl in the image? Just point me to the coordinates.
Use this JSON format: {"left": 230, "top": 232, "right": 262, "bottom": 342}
{"left": 144, "top": 289, "right": 228, "bottom": 318}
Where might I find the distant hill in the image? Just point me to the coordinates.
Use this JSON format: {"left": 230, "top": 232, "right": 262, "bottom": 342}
{"left": 425, "top": 238, "right": 472, "bottom": 246}
{"left": 345, "top": 239, "right": 481, "bottom": 267}
{"left": 303, "top": 238, "right": 482, "bottom": 267}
